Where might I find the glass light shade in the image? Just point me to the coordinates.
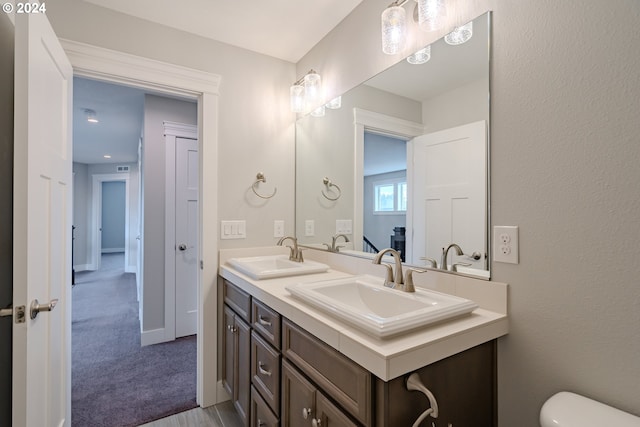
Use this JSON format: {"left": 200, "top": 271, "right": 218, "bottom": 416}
{"left": 381, "top": 5, "right": 407, "bottom": 55}
{"left": 416, "top": 0, "right": 447, "bottom": 32}
{"left": 290, "top": 84, "right": 304, "bottom": 113}
{"left": 326, "top": 96, "right": 342, "bottom": 109}
{"left": 444, "top": 21, "right": 473, "bottom": 45}
{"left": 303, "top": 71, "right": 322, "bottom": 111}
{"left": 311, "top": 105, "right": 325, "bottom": 117}
{"left": 407, "top": 45, "right": 431, "bottom": 65}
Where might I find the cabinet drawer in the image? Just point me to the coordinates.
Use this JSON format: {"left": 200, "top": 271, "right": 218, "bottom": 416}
{"left": 251, "top": 385, "right": 279, "bottom": 427}
{"left": 252, "top": 299, "right": 281, "bottom": 349}
{"left": 251, "top": 331, "right": 281, "bottom": 416}
{"left": 224, "top": 279, "right": 251, "bottom": 323}
{"left": 282, "top": 319, "right": 371, "bottom": 426}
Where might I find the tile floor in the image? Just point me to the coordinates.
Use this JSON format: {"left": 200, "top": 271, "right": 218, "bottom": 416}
{"left": 140, "top": 401, "right": 243, "bottom": 427}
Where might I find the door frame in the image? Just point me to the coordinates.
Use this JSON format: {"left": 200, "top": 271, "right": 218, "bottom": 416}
{"left": 164, "top": 121, "right": 198, "bottom": 342}
{"left": 61, "top": 39, "right": 222, "bottom": 407}
{"left": 353, "top": 108, "right": 424, "bottom": 257}
{"left": 91, "top": 173, "right": 130, "bottom": 271}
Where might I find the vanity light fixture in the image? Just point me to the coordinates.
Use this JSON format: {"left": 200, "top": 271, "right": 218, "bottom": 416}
{"left": 325, "top": 96, "right": 342, "bottom": 110}
{"left": 444, "top": 21, "right": 473, "bottom": 45}
{"left": 381, "top": 0, "right": 408, "bottom": 55}
{"left": 290, "top": 69, "right": 323, "bottom": 113}
{"left": 407, "top": 45, "right": 431, "bottom": 64}
{"left": 84, "top": 108, "right": 99, "bottom": 123}
{"left": 311, "top": 105, "right": 326, "bottom": 117}
{"left": 415, "top": 0, "right": 447, "bottom": 32}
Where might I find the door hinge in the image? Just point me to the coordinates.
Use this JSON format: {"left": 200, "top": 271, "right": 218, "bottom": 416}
{"left": 200, "top": 260, "right": 204, "bottom": 270}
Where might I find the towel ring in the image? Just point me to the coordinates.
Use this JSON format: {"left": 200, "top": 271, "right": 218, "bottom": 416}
{"left": 322, "top": 177, "right": 341, "bottom": 201}
{"left": 252, "top": 172, "right": 277, "bottom": 199}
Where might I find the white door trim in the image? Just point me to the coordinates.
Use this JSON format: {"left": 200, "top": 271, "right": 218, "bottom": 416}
{"left": 353, "top": 108, "right": 424, "bottom": 254}
{"left": 91, "top": 173, "right": 130, "bottom": 271}
{"left": 164, "top": 122, "right": 198, "bottom": 343}
{"left": 60, "top": 39, "right": 222, "bottom": 407}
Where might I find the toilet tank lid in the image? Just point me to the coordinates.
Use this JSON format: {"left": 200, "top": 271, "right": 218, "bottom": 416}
{"left": 540, "top": 392, "right": 640, "bottom": 427}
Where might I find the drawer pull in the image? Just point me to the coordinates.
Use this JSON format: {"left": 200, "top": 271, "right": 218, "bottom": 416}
{"left": 312, "top": 418, "right": 322, "bottom": 427}
{"left": 302, "top": 407, "right": 313, "bottom": 419}
{"left": 258, "top": 361, "right": 272, "bottom": 376}
{"left": 258, "top": 315, "right": 272, "bottom": 326}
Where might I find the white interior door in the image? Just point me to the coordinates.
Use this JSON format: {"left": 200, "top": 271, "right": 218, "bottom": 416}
{"left": 175, "top": 137, "right": 199, "bottom": 337}
{"left": 407, "top": 121, "right": 486, "bottom": 269}
{"left": 13, "top": 12, "right": 73, "bottom": 427}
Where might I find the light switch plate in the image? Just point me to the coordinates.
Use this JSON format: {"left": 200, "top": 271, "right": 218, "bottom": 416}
{"left": 274, "top": 220, "right": 284, "bottom": 238}
{"left": 493, "top": 226, "right": 518, "bottom": 264}
{"left": 221, "top": 220, "right": 246, "bottom": 240}
{"left": 336, "top": 219, "right": 352, "bottom": 235}
{"left": 305, "top": 220, "right": 315, "bottom": 236}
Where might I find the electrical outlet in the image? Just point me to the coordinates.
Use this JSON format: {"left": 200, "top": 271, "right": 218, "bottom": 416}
{"left": 305, "top": 220, "right": 314, "bottom": 236}
{"left": 493, "top": 226, "right": 518, "bottom": 264}
{"left": 274, "top": 220, "right": 284, "bottom": 238}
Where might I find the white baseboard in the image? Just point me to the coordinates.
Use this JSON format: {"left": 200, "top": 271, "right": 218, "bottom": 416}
{"left": 125, "top": 266, "right": 136, "bottom": 273}
{"left": 102, "top": 248, "right": 125, "bottom": 253}
{"left": 73, "top": 264, "right": 91, "bottom": 272}
{"left": 141, "top": 327, "right": 168, "bottom": 346}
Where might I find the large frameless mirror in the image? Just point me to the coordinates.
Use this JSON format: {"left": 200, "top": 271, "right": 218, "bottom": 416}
{"left": 295, "top": 12, "right": 491, "bottom": 279}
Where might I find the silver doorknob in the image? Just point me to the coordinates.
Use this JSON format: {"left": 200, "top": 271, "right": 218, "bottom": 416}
{"left": 178, "top": 244, "right": 187, "bottom": 251}
{"left": 30, "top": 298, "right": 58, "bottom": 320}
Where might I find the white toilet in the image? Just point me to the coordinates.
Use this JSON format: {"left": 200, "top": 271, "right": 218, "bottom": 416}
{"left": 540, "top": 391, "right": 640, "bottom": 426}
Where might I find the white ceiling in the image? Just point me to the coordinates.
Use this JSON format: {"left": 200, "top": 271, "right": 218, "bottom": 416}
{"left": 80, "top": 0, "right": 364, "bottom": 63}
{"left": 73, "top": 77, "right": 146, "bottom": 165}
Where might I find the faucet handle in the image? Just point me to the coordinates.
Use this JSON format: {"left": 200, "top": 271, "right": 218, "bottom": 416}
{"left": 452, "top": 262, "right": 472, "bottom": 272}
{"left": 295, "top": 247, "right": 305, "bottom": 262}
{"left": 404, "top": 268, "right": 427, "bottom": 292}
{"left": 419, "top": 257, "right": 438, "bottom": 268}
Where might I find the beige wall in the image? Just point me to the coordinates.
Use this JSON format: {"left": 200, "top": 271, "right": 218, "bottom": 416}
{"left": 46, "top": 0, "right": 297, "bottom": 250}
{"left": 300, "top": 0, "right": 640, "bottom": 425}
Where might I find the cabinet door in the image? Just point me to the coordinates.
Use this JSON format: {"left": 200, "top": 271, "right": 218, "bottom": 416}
{"left": 316, "top": 392, "right": 358, "bottom": 427}
{"left": 282, "top": 360, "right": 316, "bottom": 427}
{"left": 222, "top": 305, "right": 236, "bottom": 397}
{"left": 236, "top": 316, "right": 252, "bottom": 426}
{"left": 251, "top": 385, "right": 279, "bottom": 427}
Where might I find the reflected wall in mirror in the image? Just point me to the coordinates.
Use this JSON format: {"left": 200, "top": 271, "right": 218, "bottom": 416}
{"left": 295, "top": 12, "right": 491, "bottom": 279}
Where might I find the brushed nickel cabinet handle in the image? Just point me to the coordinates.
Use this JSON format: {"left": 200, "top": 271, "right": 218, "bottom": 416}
{"left": 258, "top": 361, "right": 272, "bottom": 376}
{"left": 258, "top": 315, "right": 272, "bottom": 326}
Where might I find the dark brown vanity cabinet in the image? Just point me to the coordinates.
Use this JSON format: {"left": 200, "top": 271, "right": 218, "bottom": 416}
{"left": 222, "top": 277, "right": 497, "bottom": 427}
{"left": 223, "top": 281, "right": 252, "bottom": 426}
{"left": 282, "top": 360, "right": 359, "bottom": 427}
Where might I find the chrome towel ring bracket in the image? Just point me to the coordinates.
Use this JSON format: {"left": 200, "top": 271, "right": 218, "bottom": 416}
{"left": 252, "top": 172, "right": 277, "bottom": 199}
{"left": 322, "top": 176, "right": 341, "bottom": 201}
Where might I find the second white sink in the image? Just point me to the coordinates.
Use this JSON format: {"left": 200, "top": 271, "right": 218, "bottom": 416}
{"left": 286, "top": 275, "right": 478, "bottom": 339}
{"left": 227, "top": 255, "right": 329, "bottom": 280}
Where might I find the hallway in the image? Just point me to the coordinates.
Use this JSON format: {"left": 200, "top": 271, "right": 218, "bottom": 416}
{"left": 72, "top": 253, "right": 197, "bottom": 427}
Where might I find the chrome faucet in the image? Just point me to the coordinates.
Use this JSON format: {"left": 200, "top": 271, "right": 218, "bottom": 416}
{"left": 441, "top": 244, "right": 464, "bottom": 271}
{"left": 373, "top": 248, "right": 426, "bottom": 292}
{"left": 329, "top": 233, "right": 350, "bottom": 252}
{"left": 277, "top": 236, "right": 304, "bottom": 262}
{"left": 420, "top": 257, "right": 438, "bottom": 268}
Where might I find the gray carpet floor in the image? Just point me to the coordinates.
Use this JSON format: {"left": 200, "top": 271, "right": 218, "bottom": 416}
{"left": 72, "top": 253, "right": 197, "bottom": 427}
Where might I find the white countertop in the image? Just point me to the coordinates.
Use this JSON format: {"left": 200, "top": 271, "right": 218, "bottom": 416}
{"left": 219, "top": 247, "right": 508, "bottom": 381}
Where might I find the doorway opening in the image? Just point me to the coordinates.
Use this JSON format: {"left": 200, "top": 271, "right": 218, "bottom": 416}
{"left": 71, "top": 76, "right": 200, "bottom": 425}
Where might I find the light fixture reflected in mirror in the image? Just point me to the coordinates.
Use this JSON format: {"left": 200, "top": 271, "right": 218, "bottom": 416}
{"left": 290, "top": 84, "right": 304, "bottom": 113}
{"left": 311, "top": 105, "right": 326, "bottom": 117}
{"left": 444, "top": 21, "right": 473, "bottom": 45}
{"left": 381, "top": 1, "right": 407, "bottom": 54}
{"left": 407, "top": 45, "right": 431, "bottom": 65}
{"left": 326, "top": 96, "right": 342, "bottom": 109}
{"left": 84, "top": 108, "right": 99, "bottom": 123}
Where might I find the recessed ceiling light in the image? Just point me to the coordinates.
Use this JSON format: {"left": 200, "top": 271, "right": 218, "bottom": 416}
{"left": 103, "top": 155, "right": 111, "bottom": 159}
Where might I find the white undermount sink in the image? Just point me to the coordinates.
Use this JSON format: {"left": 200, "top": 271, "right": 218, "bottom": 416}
{"left": 286, "top": 275, "right": 478, "bottom": 339}
{"left": 227, "top": 255, "right": 329, "bottom": 280}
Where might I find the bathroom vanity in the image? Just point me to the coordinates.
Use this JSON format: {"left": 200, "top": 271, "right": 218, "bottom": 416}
{"left": 219, "top": 248, "right": 508, "bottom": 427}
